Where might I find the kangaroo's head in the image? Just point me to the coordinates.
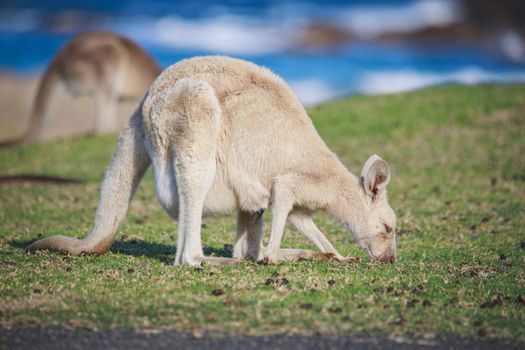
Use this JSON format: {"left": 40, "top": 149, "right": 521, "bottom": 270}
{"left": 353, "top": 155, "right": 396, "bottom": 263}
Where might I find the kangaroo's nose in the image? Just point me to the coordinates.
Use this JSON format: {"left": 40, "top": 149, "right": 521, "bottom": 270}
{"left": 380, "top": 253, "right": 396, "bottom": 263}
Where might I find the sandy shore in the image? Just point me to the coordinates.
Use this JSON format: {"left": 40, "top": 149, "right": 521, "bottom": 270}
{"left": 0, "top": 73, "right": 140, "bottom": 142}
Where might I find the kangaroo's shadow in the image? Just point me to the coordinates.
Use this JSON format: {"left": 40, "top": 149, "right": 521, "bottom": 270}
{"left": 111, "top": 239, "right": 233, "bottom": 264}
{"left": 10, "top": 238, "right": 233, "bottom": 265}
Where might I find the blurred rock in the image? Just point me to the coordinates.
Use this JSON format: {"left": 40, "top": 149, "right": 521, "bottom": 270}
{"left": 295, "top": 23, "right": 354, "bottom": 51}
{"left": 293, "top": 1, "right": 525, "bottom": 62}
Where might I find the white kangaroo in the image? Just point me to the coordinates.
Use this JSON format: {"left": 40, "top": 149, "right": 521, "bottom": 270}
{"left": 27, "top": 56, "right": 397, "bottom": 265}
{"left": 1, "top": 31, "right": 161, "bottom": 146}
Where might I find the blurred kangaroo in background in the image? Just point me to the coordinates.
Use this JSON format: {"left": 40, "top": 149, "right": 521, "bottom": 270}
{"left": 1, "top": 31, "right": 161, "bottom": 146}
{"left": 27, "top": 56, "right": 397, "bottom": 266}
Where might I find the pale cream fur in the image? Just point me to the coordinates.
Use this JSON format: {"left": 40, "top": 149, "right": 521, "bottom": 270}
{"left": 27, "top": 56, "right": 397, "bottom": 265}
{"left": 3, "top": 31, "right": 161, "bottom": 145}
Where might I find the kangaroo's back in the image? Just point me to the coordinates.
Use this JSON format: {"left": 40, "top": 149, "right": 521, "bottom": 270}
{"left": 57, "top": 31, "right": 160, "bottom": 98}
{"left": 143, "top": 56, "right": 340, "bottom": 186}
{"left": 147, "top": 56, "right": 304, "bottom": 116}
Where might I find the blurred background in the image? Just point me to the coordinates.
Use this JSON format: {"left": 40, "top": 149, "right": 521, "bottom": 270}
{"left": 0, "top": 0, "right": 524, "bottom": 140}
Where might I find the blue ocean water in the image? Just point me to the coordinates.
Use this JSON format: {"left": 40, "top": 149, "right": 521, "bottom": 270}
{"left": 1, "top": 0, "right": 524, "bottom": 104}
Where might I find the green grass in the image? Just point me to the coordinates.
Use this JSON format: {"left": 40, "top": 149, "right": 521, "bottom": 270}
{"left": 1, "top": 84, "right": 524, "bottom": 339}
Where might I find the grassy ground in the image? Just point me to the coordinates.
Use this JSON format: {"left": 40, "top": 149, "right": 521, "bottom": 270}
{"left": 0, "top": 84, "right": 524, "bottom": 340}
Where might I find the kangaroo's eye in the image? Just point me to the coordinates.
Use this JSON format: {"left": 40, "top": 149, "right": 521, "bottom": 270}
{"left": 384, "top": 224, "right": 392, "bottom": 233}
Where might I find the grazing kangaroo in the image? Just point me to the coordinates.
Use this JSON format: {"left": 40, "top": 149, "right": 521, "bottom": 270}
{"left": 27, "top": 56, "right": 397, "bottom": 265}
{"left": 1, "top": 31, "right": 161, "bottom": 146}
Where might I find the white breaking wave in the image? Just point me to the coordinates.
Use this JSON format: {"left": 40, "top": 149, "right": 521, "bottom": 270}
{"left": 498, "top": 31, "right": 525, "bottom": 62}
{"left": 114, "top": 15, "right": 303, "bottom": 55}
{"left": 114, "top": 0, "right": 461, "bottom": 54}
{"left": 338, "top": 0, "right": 461, "bottom": 38}
{"left": 358, "top": 67, "right": 525, "bottom": 95}
{"left": 0, "top": 0, "right": 463, "bottom": 55}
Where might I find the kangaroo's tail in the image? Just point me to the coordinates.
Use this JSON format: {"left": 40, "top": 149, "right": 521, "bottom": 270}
{"left": 26, "top": 106, "right": 151, "bottom": 255}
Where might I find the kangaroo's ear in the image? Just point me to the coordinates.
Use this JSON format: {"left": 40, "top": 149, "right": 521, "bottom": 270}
{"left": 361, "top": 154, "right": 391, "bottom": 202}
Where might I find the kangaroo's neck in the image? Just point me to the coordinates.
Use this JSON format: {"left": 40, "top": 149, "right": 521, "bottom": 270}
{"left": 324, "top": 160, "right": 365, "bottom": 235}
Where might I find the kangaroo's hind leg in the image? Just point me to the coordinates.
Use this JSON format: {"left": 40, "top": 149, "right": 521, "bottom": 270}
{"left": 95, "top": 89, "right": 118, "bottom": 134}
{"left": 234, "top": 210, "right": 264, "bottom": 260}
{"left": 145, "top": 78, "right": 239, "bottom": 266}
{"left": 94, "top": 65, "right": 121, "bottom": 134}
{"left": 93, "top": 46, "right": 123, "bottom": 134}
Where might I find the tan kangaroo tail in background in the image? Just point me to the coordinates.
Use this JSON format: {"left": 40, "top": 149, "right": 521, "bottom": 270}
{"left": 0, "top": 59, "right": 61, "bottom": 147}
{"left": 26, "top": 108, "right": 151, "bottom": 255}
{"left": 23, "top": 59, "right": 62, "bottom": 143}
